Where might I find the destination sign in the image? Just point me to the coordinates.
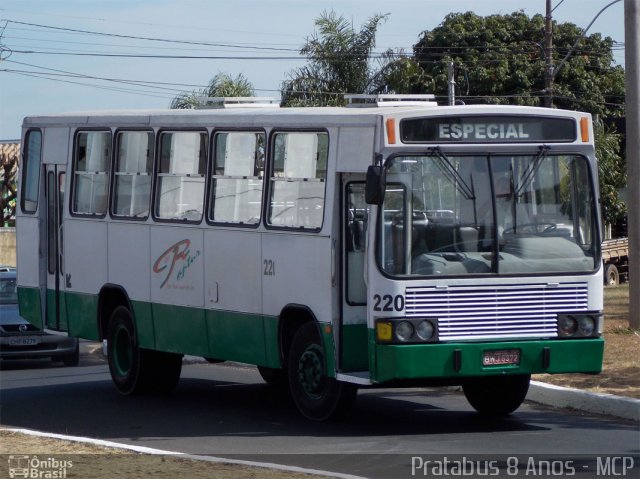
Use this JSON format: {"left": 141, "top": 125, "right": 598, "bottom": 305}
{"left": 400, "top": 115, "right": 577, "bottom": 143}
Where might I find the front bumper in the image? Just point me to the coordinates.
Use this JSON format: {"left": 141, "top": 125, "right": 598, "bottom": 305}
{"left": 0, "top": 333, "right": 78, "bottom": 359}
{"left": 372, "top": 337, "right": 604, "bottom": 383}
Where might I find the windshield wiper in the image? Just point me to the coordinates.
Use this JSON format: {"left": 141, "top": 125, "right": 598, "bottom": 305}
{"left": 428, "top": 147, "right": 475, "bottom": 199}
{"left": 515, "top": 146, "right": 549, "bottom": 197}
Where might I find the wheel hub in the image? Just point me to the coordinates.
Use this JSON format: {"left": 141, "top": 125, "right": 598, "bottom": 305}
{"left": 113, "top": 325, "right": 133, "bottom": 376}
{"left": 298, "top": 345, "right": 325, "bottom": 399}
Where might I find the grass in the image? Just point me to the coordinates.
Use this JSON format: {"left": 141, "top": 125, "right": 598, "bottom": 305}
{"left": 534, "top": 283, "right": 640, "bottom": 398}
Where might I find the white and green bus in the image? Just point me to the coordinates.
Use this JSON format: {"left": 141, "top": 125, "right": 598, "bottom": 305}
{"left": 17, "top": 95, "right": 604, "bottom": 420}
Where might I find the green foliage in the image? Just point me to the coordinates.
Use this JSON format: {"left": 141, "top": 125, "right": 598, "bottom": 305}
{"left": 0, "top": 152, "right": 18, "bottom": 226}
{"left": 594, "top": 119, "right": 626, "bottom": 226}
{"left": 170, "top": 73, "right": 254, "bottom": 109}
{"left": 280, "top": 11, "right": 389, "bottom": 106}
{"left": 412, "top": 11, "right": 625, "bottom": 117}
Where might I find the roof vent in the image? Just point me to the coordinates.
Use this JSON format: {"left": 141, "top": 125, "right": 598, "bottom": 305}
{"left": 344, "top": 94, "right": 437, "bottom": 108}
{"left": 196, "top": 97, "right": 280, "bottom": 109}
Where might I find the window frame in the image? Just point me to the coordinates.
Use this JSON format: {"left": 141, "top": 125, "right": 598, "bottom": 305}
{"left": 206, "top": 129, "right": 266, "bottom": 228}
{"left": 264, "top": 129, "right": 330, "bottom": 232}
{"left": 374, "top": 151, "right": 600, "bottom": 280}
{"left": 152, "top": 128, "right": 208, "bottom": 225}
{"left": 70, "top": 128, "right": 113, "bottom": 218}
{"left": 109, "top": 128, "right": 155, "bottom": 222}
{"left": 344, "top": 181, "right": 368, "bottom": 306}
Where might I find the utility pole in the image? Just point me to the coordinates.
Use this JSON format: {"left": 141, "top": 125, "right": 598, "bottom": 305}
{"left": 625, "top": 0, "right": 640, "bottom": 328}
{"left": 544, "top": 0, "right": 554, "bottom": 108}
{"left": 448, "top": 61, "right": 455, "bottom": 106}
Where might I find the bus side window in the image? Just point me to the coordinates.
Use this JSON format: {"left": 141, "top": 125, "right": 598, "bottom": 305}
{"left": 72, "top": 131, "right": 112, "bottom": 216}
{"left": 346, "top": 183, "right": 367, "bottom": 304}
{"left": 155, "top": 131, "right": 207, "bottom": 222}
{"left": 112, "top": 131, "right": 154, "bottom": 219}
{"left": 21, "top": 130, "right": 42, "bottom": 214}
{"left": 209, "top": 131, "right": 264, "bottom": 225}
{"left": 268, "top": 132, "right": 328, "bottom": 229}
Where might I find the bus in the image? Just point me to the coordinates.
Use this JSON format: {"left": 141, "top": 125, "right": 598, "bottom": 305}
{"left": 16, "top": 95, "right": 604, "bottom": 420}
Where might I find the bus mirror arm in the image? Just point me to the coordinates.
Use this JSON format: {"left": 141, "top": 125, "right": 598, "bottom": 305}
{"left": 365, "top": 154, "right": 386, "bottom": 205}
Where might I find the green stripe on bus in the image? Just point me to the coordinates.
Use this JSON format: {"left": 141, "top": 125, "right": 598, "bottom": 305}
{"left": 341, "top": 323, "right": 369, "bottom": 372}
{"left": 206, "top": 309, "right": 269, "bottom": 365}
{"left": 131, "top": 300, "right": 155, "bottom": 350}
{"left": 372, "top": 338, "right": 604, "bottom": 383}
{"left": 17, "top": 286, "right": 43, "bottom": 329}
{"left": 63, "top": 291, "right": 99, "bottom": 340}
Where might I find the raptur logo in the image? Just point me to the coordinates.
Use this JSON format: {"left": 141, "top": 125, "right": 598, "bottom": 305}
{"left": 153, "top": 239, "right": 201, "bottom": 289}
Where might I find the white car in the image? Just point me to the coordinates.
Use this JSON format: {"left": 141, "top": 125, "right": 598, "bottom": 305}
{"left": 0, "top": 268, "right": 79, "bottom": 366}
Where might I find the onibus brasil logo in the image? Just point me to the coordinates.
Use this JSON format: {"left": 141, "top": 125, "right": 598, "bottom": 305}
{"left": 8, "top": 455, "right": 72, "bottom": 478}
{"left": 153, "top": 239, "right": 201, "bottom": 290}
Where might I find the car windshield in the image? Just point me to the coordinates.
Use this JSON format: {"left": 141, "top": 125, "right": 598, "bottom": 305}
{"left": 377, "top": 153, "right": 597, "bottom": 277}
{"left": 0, "top": 277, "right": 18, "bottom": 304}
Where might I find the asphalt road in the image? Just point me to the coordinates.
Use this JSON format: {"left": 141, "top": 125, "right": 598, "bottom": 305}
{"left": 1, "top": 343, "right": 638, "bottom": 479}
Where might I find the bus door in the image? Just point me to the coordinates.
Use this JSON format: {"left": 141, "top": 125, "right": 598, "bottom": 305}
{"left": 45, "top": 164, "right": 67, "bottom": 331}
{"left": 341, "top": 177, "right": 369, "bottom": 372}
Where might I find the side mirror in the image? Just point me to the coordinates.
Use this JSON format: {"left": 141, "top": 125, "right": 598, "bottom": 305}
{"left": 365, "top": 165, "right": 386, "bottom": 205}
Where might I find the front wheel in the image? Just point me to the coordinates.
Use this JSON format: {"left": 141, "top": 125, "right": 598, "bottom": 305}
{"left": 288, "top": 322, "right": 356, "bottom": 421}
{"left": 463, "top": 374, "right": 530, "bottom": 416}
{"left": 107, "top": 306, "right": 182, "bottom": 395}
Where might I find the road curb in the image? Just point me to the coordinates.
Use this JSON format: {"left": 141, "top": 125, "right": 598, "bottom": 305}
{"left": 527, "top": 381, "right": 640, "bottom": 422}
{"left": 1, "top": 427, "right": 368, "bottom": 479}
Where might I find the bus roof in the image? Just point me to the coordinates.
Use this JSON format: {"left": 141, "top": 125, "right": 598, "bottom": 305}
{"left": 22, "top": 104, "right": 590, "bottom": 128}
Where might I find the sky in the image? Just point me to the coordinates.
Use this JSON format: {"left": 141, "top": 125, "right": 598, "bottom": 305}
{"left": 0, "top": 0, "right": 626, "bottom": 140}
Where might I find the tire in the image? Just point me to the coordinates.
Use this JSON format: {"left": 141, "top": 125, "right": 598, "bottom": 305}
{"left": 257, "top": 365, "right": 288, "bottom": 386}
{"left": 62, "top": 342, "right": 80, "bottom": 367}
{"left": 288, "top": 322, "right": 357, "bottom": 421}
{"left": 604, "top": 263, "right": 619, "bottom": 286}
{"left": 463, "top": 374, "right": 530, "bottom": 416}
{"left": 107, "top": 306, "right": 182, "bottom": 395}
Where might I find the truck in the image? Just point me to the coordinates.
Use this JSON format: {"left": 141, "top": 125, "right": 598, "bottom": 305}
{"left": 602, "top": 237, "right": 629, "bottom": 285}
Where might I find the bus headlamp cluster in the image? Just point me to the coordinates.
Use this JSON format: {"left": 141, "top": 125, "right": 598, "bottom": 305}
{"left": 557, "top": 313, "right": 602, "bottom": 338}
{"left": 376, "top": 319, "right": 438, "bottom": 343}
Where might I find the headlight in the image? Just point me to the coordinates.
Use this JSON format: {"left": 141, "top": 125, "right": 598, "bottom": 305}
{"left": 416, "top": 320, "right": 435, "bottom": 340}
{"left": 578, "top": 316, "right": 596, "bottom": 336}
{"left": 559, "top": 315, "right": 578, "bottom": 337}
{"left": 557, "top": 313, "right": 602, "bottom": 338}
{"left": 395, "top": 321, "right": 414, "bottom": 342}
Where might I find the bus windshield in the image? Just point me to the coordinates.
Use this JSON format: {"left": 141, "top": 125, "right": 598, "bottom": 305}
{"left": 378, "top": 153, "right": 597, "bottom": 277}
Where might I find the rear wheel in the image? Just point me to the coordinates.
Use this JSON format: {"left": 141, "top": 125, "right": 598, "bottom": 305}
{"left": 107, "top": 306, "right": 182, "bottom": 395}
{"left": 288, "top": 322, "right": 356, "bottom": 421}
{"left": 463, "top": 374, "right": 530, "bottom": 416}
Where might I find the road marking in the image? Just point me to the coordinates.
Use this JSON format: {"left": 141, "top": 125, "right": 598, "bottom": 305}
{"left": 2, "top": 427, "right": 369, "bottom": 479}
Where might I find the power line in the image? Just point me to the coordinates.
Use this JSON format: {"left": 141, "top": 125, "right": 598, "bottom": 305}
{"left": 4, "top": 19, "right": 301, "bottom": 53}
{"left": 0, "top": 7, "right": 306, "bottom": 38}
{"left": 5, "top": 59, "right": 210, "bottom": 89}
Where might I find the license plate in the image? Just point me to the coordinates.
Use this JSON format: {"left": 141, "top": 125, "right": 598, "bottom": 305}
{"left": 8, "top": 337, "right": 39, "bottom": 347}
{"left": 483, "top": 349, "right": 520, "bottom": 366}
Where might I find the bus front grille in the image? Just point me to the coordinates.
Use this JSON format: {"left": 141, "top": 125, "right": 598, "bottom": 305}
{"left": 404, "top": 283, "right": 589, "bottom": 341}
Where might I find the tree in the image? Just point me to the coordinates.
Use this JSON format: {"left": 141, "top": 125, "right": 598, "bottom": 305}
{"left": 0, "top": 149, "right": 18, "bottom": 227}
{"left": 594, "top": 119, "right": 626, "bottom": 228}
{"left": 281, "top": 11, "right": 389, "bottom": 106}
{"left": 412, "top": 11, "right": 625, "bottom": 117}
{"left": 411, "top": 11, "right": 625, "bottom": 227}
{"left": 170, "top": 73, "right": 254, "bottom": 109}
